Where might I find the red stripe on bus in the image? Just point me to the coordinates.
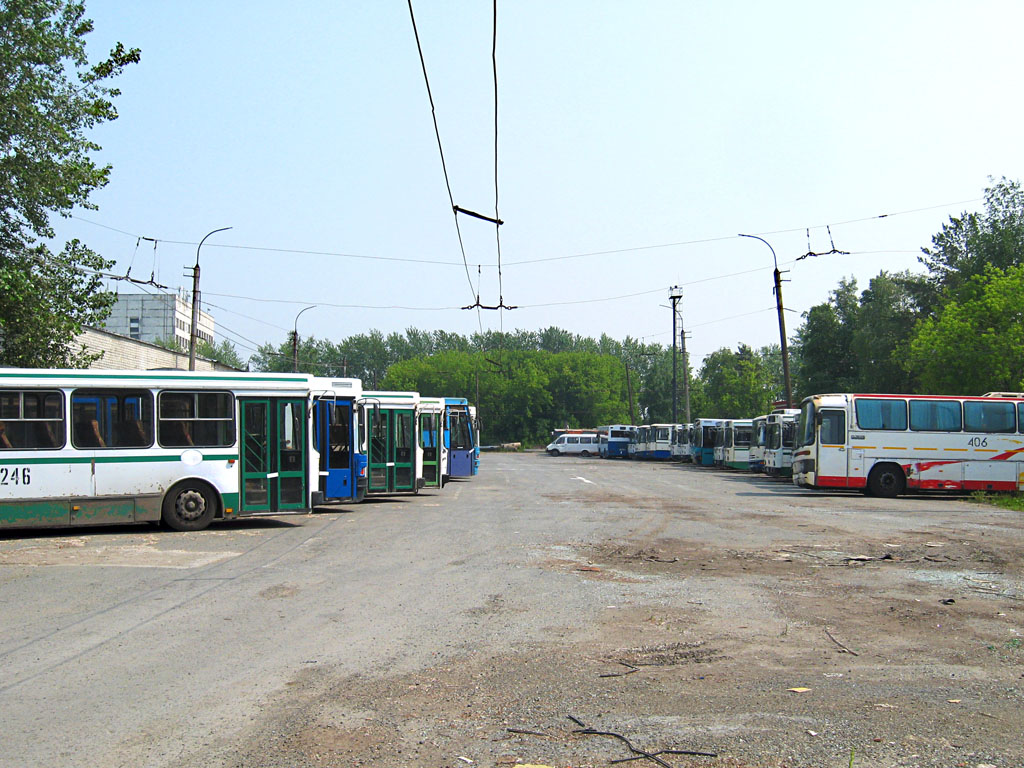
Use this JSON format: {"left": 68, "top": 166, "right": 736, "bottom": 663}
{"left": 904, "top": 460, "right": 960, "bottom": 473}
{"left": 963, "top": 480, "right": 1018, "bottom": 491}
{"left": 815, "top": 475, "right": 866, "bottom": 488}
{"left": 992, "top": 447, "right": 1024, "bottom": 461}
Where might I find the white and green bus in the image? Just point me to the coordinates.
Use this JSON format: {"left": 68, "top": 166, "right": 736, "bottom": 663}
{"left": 360, "top": 391, "right": 423, "bottom": 495}
{"left": 0, "top": 369, "right": 364, "bottom": 531}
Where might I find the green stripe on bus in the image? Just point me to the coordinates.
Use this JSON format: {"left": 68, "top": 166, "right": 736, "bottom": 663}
{"left": 0, "top": 454, "right": 238, "bottom": 465}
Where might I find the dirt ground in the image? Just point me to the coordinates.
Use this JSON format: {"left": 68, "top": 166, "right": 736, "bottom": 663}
{"left": 212, "top": 458, "right": 1023, "bottom": 768}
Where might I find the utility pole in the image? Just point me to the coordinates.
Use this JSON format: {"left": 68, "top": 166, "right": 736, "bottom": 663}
{"left": 738, "top": 234, "right": 793, "bottom": 407}
{"left": 680, "top": 327, "right": 692, "bottom": 424}
{"left": 625, "top": 363, "right": 636, "bottom": 425}
{"left": 668, "top": 286, "right": 683, "bottom": 423}
{"left": 189, "top": 226, "right": 232, "bottom": 371}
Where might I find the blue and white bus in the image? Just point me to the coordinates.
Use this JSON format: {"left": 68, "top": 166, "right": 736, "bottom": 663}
{"left": 0, "top": 368, "right": 366, "bottom": 531}
{"left": 598, "top": 424, "right": 634, "bottom": 458}
{"left": 310, "top": 376, "right": 366, "bottom": 504}
{"left": 444, "top": 397, "right": 478, "bottom": 478}
{"left": 691, "top": 418, "right": 723, "bottom": 466}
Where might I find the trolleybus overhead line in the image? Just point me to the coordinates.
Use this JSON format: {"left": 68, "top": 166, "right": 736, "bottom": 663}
{"left": 406, "top": 0, "right": 483, "bottom": 330}
{"left": 797, "top": 225, "right": 850, "bottom": 261}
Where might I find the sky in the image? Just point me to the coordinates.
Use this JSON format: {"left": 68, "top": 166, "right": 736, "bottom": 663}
{"left": 52, "top": 1, "right": 1024, "bottom": 367}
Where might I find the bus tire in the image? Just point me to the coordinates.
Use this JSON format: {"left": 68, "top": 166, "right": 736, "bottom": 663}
{"left": 867, "top": 463, "right": 905, "bottom": 498}
{"left": 548, "top": 449, "right": 560, "bottom": 456}
{"left": 580, "top": 450, "right": 590, "bottom": 457}
{"left": 162, "top": 480, "right": 218, "bottom": 532}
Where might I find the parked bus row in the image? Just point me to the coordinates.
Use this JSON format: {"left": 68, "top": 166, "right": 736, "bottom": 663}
{"left": 0, "top": 369, "right": 479, "bottom": 532}
{"left": 589, "top": 391, "right": 1024, "bottom": 498}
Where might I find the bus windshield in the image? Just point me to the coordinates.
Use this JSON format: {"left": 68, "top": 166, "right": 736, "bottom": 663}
{"left": 798, "top": 401, "right": 816, "bottom": 446}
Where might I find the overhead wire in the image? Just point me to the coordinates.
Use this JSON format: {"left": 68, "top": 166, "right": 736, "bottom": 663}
{"left": 67, "top": 195, "right": 979, "bottom": 273}
{"left": 406, "top": 0, "right": 482, "bottom": 332}
{"left": 492, "top": 0, "right": 506, "bottom": 330}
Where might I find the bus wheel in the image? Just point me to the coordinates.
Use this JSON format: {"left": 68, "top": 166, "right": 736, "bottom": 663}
{"left": 580, "top": 450, "right": 590, "bottom": 457}
{"left": 162, "top": 480, "right": 217, "bottom": 532}
{"left": 867, "top": 464, "right": 905, "bottom": 498}
{"left": 548, "top": 449, "right": 560, "bottom": 456}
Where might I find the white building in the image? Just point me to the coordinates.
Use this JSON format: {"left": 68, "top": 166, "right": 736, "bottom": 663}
{"left": 77, "top": 326, "right": 238, "bottom": 371}
{"left": 103, "top": 291, "right": 215, "bottom": 351}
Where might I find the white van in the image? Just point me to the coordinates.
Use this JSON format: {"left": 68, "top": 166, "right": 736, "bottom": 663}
{"left": 546, "top": 432, "right": 599, "bottom": 456}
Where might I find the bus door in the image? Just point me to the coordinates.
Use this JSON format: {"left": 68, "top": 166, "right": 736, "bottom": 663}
{"left": 449, "top": 409, "right": 474, "bottom": 477}
{"left": 816, "top": 408, "right": 848, "bottom": 486}
{"left": 315, "top": 399, "right": 354, "bottom": 500}
{"left": 367, "top": 407, "right": 416, "bottom": 493}
{"left": 239, "top": 398, "right": 308, "bottom": 512}
{"left": 419, "top": 412, "right": 441, "bottom": 489}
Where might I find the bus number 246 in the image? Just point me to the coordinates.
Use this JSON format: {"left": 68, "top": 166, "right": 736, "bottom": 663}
{"left": 0, "top": 467, "right": 31, "bottom": 486}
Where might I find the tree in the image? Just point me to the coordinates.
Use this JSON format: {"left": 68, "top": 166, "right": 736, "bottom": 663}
{"left": 908, "top": 264, "right": 1024, "bottom": 394}
{"left": 919, "top": 177, "right": 1024, "bottom": 304}
{"left": 197, "top": 339, "right": 246, "bottom": 370}
{"left": 792, "top": 277, "right": 859, "bottom": 396}
{"left": 850, "top": 271, "right": 922, "bottom": 393}
{"left": 0, "top": 0, "right": 140, "bottom": 367}
{"left": 698, "top": 344, "right": 773, "bottom": 417}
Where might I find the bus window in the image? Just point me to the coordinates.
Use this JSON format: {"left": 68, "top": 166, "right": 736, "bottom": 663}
{"left": 158, "top": 391, "right": 234, "bottom": 447}
{"left": 452, "top": 412, "right": 473, "bottom": 450}
{"left": 819, "top": 410, "right": 846, "bottom": 445}
{"left": 964, "top": 401, "right": 1016, "bottom": 433}
{"left": 0, "top": 390, "right": 65, "bottom": 449}
{"left": 910, "top": 400, "right": 962, "bottom": 432}
{"left": 71, "top": 390, "right": 153, "bottom": 448}
{"left": 855, "top": 398, "right": 907, "bottom": 430}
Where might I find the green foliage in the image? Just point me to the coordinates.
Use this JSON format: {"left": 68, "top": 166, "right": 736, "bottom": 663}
{"left": 919, "top": 177, "right": 1024, "bottom": 303}
{"left": 849, "top": 271, "right": 923, "bottom": 393}
{"left": 197, "top": 339, "right": 245, "bottom": 369}
{"left": 792, "top": 277, "right": 859, "bottom": 397}
{"left": 698, "top": 344, "right": 776, "bottom": 417}
{"left": 0, "top": 240, "right": 114, "bottom": 367}
{"left": 908, "top": 264, "right": 1024, "bottom": 394}
{"left": 0, "top": 0, "right": 139, "bottom": 367}
{"left": 149, "top": 335, "right": 246, "bottom": 369}
{"left": 383, "top": 349, "right": 628, "bottom": 445}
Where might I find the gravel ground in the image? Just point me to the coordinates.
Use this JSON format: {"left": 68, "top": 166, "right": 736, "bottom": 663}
{"left": 1, "top": 451, "right": 1021, "bottom": 768}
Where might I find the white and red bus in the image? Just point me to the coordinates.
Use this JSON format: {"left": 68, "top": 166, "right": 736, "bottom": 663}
{"left": 793, "top": 392, "right": 1024, "bottom": 497}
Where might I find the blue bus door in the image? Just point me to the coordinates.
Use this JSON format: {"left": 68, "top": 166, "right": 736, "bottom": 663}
{"left": 448, "top": 408, "right": 474, "bottom": 477}
{"left": 314, "top": 398, "right": 354, "bottom": 500}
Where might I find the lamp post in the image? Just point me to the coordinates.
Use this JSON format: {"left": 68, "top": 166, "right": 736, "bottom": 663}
{"left": 292, "top": 305, "right": 317, "bottom": 372}
{"left": 738, "top": 233, "right": 792, "bottom": 407}
{"left": 189, "top": 226, "right": 232, "bottom": 371}
{"left": 668, "top": 286, "right": 683, "bottom": 423}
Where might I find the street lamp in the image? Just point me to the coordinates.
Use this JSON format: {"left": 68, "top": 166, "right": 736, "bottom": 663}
{"left": 188, "top": 226, "right": 232, "bottom": 371}
{"left": 292, "top": 305, "right": 317, "bottom": 372}
{"left": 737, "top": 233, "right": 793, "bottom": 407}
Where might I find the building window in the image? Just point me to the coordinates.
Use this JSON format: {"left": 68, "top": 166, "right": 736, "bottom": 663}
{"left": 129, "top": 317, "right": 141, "bottom": 340}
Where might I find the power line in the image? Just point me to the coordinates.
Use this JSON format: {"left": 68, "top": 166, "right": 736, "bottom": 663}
{"left": 203, "top": 290, "right": 461, "bottom": 311}
{"left": 492, "top": 0, "right": 506, "bottom": 323}
{"left": 67, "top": 195, "right": 980, "bottom": 273}
{"left": 406, "top": 0, "right": 481, "bottom": 330}
{"left": 68, "top": 216, "right": 479, "bottom": 268}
